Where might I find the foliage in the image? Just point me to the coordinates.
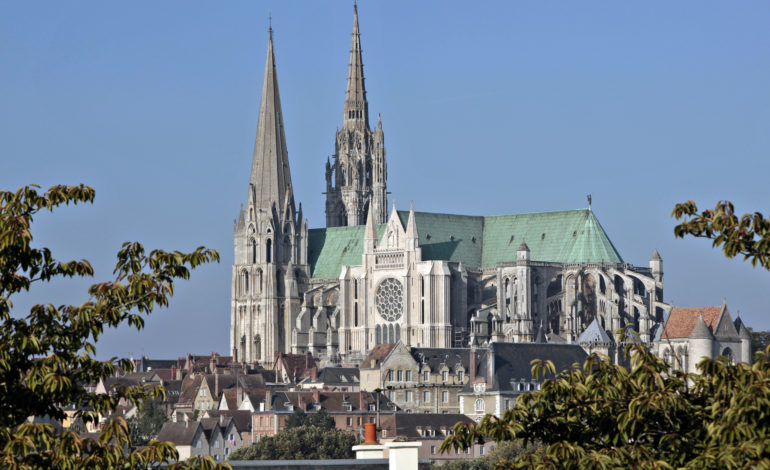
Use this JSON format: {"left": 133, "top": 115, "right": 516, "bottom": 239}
{"left": 441, "top": 344, "right": 770, "bottom": 469}
{"left": 229, "top": 425, "right": 355, "bottom": 461}
{"left": 284, "top": 408, "right": 335, "bottom": 431}
{"left": 0, "top": 185, "right": 227, "bottom": 469}
{"left": 673, "top": 200, "right": 770, "bottom": 269}
{"left": 749, "top": 328, "right": 770, "bottom": 357}
{"left": 68, "top": 418, "right": 87, "bottom": 435}
{"left": 128, "top": 399, "right": 168, "bottom": 447}
{"left": 434, "top": 441, "right": 543, "bottom": 470}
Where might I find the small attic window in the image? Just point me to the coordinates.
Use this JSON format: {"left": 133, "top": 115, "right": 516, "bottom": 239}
{"left": 472, "top": 236, "right": 476, "bottom": 243}
{"left": 450, "top": 236, "right": 455, "bottom": 242}
{"left": 541, "top": 233, "right": 546, "bottom": 240}
{"left": 426, "top": 234, "right": 431, "bottom": 240}
{"left": 572, "top": 231, "right": 577, "bottom": 238}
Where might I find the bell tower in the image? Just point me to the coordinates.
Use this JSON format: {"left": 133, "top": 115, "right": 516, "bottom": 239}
{"left": 232, "top": 27, "right": 308, "bottom": 366}
{"left": 325, "top": 4, "right": 387, "bottom": 227}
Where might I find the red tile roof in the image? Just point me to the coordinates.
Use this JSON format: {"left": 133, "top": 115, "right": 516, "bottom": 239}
{"left": 361, "top": 344, "right": 396, "bottom": 369}
{"left": 662, "top": 306, "right": 722, "bottom": 338}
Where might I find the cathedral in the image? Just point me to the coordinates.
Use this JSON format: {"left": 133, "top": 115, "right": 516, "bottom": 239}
{"left": 231, "top": 7, "right": 670, "bottom": 367}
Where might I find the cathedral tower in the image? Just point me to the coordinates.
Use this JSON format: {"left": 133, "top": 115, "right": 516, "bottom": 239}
{"left": 325, "top": 4, "right": 387, "bottom": 227}
{"left": 232, "top": 28, "right": 308, "bottom": 366}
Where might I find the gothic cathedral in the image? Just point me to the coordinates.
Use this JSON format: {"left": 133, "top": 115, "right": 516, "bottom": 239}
{"left": 232, "top": 7, "right": 669, "bottom": 367}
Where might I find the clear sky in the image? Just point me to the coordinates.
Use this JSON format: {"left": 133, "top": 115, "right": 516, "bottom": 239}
{"left": 2, "top": 1, "right": 768, "bottom": 359}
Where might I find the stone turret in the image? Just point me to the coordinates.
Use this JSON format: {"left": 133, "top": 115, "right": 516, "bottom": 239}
{"left": 650, "top": 249, "right": 663, "bottom": 283}
{"left": 689, "top": 315, "right": 714, "bottom": 363}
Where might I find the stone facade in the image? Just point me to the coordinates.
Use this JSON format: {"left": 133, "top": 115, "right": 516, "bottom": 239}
{"left": 232, "top": 6, "right": 672, "bottom": 368}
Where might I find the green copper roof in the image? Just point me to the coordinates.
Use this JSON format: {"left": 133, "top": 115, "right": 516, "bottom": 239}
{"left": 308, "top": 209, "right": 623, "bottom": 278}
{"left": 481, "top": 209, "right": 623, "bottom": 266}
{"left": 397, "top": 211, "right": 484, "bottom": 266}
{"left": 307, "top": 224, "right": 386, "bottom": 278}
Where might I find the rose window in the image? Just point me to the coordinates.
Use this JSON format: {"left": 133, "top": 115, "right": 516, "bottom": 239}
{"left": 375, "top": 278, "right": 403, "bottom": 322}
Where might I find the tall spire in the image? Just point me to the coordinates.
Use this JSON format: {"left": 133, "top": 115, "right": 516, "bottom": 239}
{"left": 249, "top": 27, "right": 294, "bottom": 214}
{"left": 344, "top": 3, "right": 368, "bottom": 128}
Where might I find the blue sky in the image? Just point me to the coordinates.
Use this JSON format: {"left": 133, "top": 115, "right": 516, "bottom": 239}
{"left": 1, "top": 1, "right": 768, "bottom": 359}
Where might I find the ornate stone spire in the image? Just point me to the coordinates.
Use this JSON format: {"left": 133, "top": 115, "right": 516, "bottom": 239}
{"left": 249, "top": 27, "right": 293, "bottom": 214}
{"left": 344, "top": 3, "right": 368, "bottom": 129}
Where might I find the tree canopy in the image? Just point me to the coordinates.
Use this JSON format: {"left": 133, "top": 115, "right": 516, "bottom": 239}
{"left": 441, "top": 345, "right": 770, "bottom": 469}
{"left": 229, "top": 425, "right": 356, "bottom": 461}
{"left": 284, "top": 408, "right": 335, "bottom": 431}
{"left": 673, "top": 200, "right": 770, "bottom": 269}
{"left": 0, "top": 184, "right": 227, "bottom": 469}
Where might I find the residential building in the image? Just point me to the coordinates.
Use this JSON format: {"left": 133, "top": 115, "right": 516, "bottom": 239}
{"left": 458, "top": 343, "right": 587, "bottom": 420}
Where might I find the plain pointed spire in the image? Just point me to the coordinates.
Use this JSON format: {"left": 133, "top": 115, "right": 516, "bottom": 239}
{"left": 365, "top": 204, "right": 377, "bottom": 241}
{"left": 406, "top": 201, "right": 418, "bottom": 239}
{"left": 249, "top": 27, "right": 294, "bottom": 215}
{"left": 344, "top": 3, "right": 368, "bottom": 128}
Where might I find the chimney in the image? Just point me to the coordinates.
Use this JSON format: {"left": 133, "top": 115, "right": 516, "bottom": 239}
{"left": 264, "top": 391, "right": 272, "bottom": 411}
{"left": 359, "top": 391, "right": 365, "bottom": 410}
{"left": 312, "top": 367, "right": 318, "bottom": 381}
{"left": 313, "top": 388, "right": 320, "bottom": 404}
{"left": 305, "top": 351, "right": 312, "bottom": 369}
{"left": 215, "top": 373, "right": 220, "bottom": 398}
{"left": 352, "top": 422, "right": 386, "bottom": 459}
{"left": 171, "top": 366, "right": 177, "bottom": 381}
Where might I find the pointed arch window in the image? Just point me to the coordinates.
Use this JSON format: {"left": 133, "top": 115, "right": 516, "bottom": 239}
{"left": 354, "top": 303, "right": 359, "bottom": 327}
{"left": 376, "top": 325, "right": 381, "bottom": 345}
{"left": 266, "top": 239, "right": 272, "bottom": 263}
{"left": 395, "top": 324, "right": 401, "bottom": 343}
{"left": 242, "top": 270, "right": 249, "bottom": 295}
{"left": 251, "top": 239, "right": 257, "bottom": 264}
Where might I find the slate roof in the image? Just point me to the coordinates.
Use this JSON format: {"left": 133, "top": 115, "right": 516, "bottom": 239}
{"left": 313, "top": 367, "right": 360, "bottom": 386}
{"left": 662, "top": 306, "right": 722, "bottom": 339}
{"left": 205, "top": 410, "right": 252, "bottom": 433}
{"left": 411, "top": 348, "right": 471, "bottom": 373}
{"left": 479, "top": 343, "right": 588, "bottom": 392}
{"left": 577, "top": 317, "right": 613, "bottom": 344}
{"left": 390, "top": 413, "right": 474, "bottom": 439}
{"left": 307, "top": 209, "right": 623, "bottom": 278}
{"left": 156, "top": 421, "right": 201, "bottom": 446}
{"left": 268, "top": 391, "right": 396, "bottom": 412}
